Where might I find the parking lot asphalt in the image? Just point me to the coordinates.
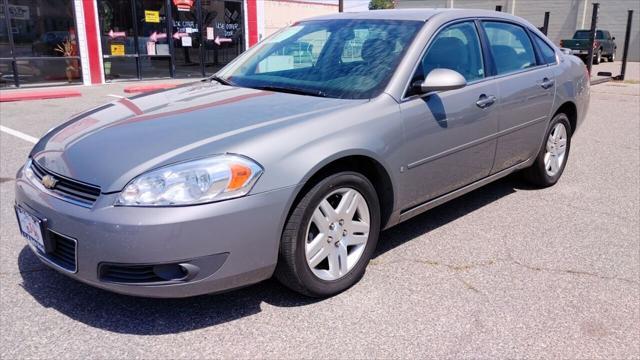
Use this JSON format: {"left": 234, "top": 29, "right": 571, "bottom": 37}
{"left": 1, "top": 73, "right": 639, "bottom": 358}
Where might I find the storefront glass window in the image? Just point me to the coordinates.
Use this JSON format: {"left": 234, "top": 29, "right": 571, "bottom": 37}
{"left": 0, "top": 0, "right": 82, "bottom": 88}
{"left": 97, "top": 0, "right": 244, "bottom": 82}
{"left": 201, "top": 0, "right": 244, "bottom": 75}
{"left": 172, "top": 0, "right": 201, "bottom": 77}
{"left": 137, "top": 0, "right": 170, "bottom": 78}
{"left": 99, "top": 0, "right": 137, "bottom": 80}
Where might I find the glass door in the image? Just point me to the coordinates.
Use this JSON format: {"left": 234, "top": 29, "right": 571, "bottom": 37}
{"left": 171, "top": 0, "right": 202, "bottom": 77}
{"left": 98, "top": 0, "right": 139, "bottom": 80}
{"left": 201, "top": 0, "right": 244, "bottom": 75}
{"left": 136, "top": 0, "right": 171, "bottom": 78}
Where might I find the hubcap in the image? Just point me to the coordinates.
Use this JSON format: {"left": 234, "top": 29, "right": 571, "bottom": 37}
{"left": 544, "top": 123, "right": 568, "bottom": 177}
{"left": 304, "top": 187, "right": 370, "bottom": 281}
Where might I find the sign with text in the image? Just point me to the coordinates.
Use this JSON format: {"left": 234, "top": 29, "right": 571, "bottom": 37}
{"left": 0, "top": 5, "right": 30, "bottom": 21}
{"left": 111, "top": 44, "right": 125, "bottom": 56}
{"left": 145, "top": 10, "right": 160, "bottom": 23}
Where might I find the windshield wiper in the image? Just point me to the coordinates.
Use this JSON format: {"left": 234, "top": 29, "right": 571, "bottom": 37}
{"left": 254, "top": 85, "right": 328, "bottom": 98}
{"left": 209, "top": 75, "right": 234, "bottom": 86}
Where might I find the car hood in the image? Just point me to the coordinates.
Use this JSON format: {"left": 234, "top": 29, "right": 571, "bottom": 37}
{"left": 31, "top": 81, "right": 362, "bottom": 193}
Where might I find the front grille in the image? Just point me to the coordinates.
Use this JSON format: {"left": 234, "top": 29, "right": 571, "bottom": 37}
{"left": 46, "top": 231, "right": 77, "bottom": 272}
{"left": 31, "top": 161, "right": 101, "bottom": 206}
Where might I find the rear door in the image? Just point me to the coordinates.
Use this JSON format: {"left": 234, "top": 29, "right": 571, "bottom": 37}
{"left": 399, "top": 20, "right": 499, "bottom": 209}
{"left": 480, "top": 21, "right": 555, "bottom": 173}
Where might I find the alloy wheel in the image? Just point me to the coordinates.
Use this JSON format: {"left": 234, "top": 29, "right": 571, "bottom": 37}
{"left": 304, "top": 187, "right": 370, "bottom": 281}
{"left": 544, "top": 123, "right": 568, "bottom": 176}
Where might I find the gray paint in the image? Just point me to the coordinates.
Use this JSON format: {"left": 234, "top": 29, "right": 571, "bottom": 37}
{"left": 15, "top": 9, "right": 589, "bottom": 297}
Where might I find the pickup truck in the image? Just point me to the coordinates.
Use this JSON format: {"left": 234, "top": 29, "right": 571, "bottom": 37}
{"left": 560, "top": 30, "right": 617, "bottom": 64}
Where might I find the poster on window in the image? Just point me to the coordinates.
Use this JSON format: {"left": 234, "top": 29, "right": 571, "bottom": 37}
{"left": 173, "top": 0, "right": 193, "bottom": 12}
{"left": 145, "top": 10, "right": 160, "bottom": 23}
{"left": 111, "top": 44, "right": 125, "bottom": 56}
{"left": 181, "top": 36, "right": 192, "bottom": 47}
{"left": 0, "top": 5, "right": 30, "bottom": 21}
{"left": 146, "top": 42, "right": 156, "bottom": 55}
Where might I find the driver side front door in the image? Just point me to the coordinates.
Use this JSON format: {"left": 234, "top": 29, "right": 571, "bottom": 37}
{"left": 398, "top": 21, "right": 499, "bottom": 211}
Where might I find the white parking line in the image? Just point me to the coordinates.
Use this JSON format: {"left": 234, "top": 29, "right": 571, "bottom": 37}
{"left": 0, "top": 125, "right": 38, "bottom": 144}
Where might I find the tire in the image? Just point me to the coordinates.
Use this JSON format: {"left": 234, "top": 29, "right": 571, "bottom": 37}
{"left": 275, "top": 171, "right": 381, "bottom": 297}
{"left": 593, "top": 49, "right": 602, "bottom": 64}
{"left": 608, "top": 50, "right": 616, "bottom": 62}
{"left": 523, "top": 113, "right": 572, "bottom": 187}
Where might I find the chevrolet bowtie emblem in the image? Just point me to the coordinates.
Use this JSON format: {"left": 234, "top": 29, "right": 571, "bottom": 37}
{"left": 41, "top": 175, "right": 58, "bottom": 189}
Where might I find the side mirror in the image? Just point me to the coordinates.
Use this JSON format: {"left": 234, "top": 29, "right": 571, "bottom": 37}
{"left": 413, "top": 68, "right": 466, "bottom": 95}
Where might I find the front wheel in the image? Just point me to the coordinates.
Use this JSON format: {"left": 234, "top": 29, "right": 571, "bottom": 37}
{"left": 523, "top": 113, "right": 572, "bottom": 187}
{"left": 275, "top": 172, "right": 380, "bottom": 297}
{"left": 593, "top": 49, "right": 602, "bottom": 64}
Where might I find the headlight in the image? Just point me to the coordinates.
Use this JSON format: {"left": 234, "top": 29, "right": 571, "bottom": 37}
{"left": 115, "top": 155, "right": 263, "bottom": 206}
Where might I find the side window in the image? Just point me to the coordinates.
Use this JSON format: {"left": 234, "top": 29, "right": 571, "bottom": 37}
{"left": 596, "top": 30, "right": 605, "bottom": 39}
{"left": 482, "top": 21, "right": 537, "bottom": 75}
{"left": 414, "top": 21, "right": 485, "bottom": 85}
{"left": 257, "top": 29, "right": 330, "bottom": 73}
{"left": 533, "top": 34, "right": 557, "bottom": 65}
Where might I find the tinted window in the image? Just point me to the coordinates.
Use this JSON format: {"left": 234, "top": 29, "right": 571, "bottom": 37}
{"left": 482, "top": 21, "right": 537, "bottom": 75}
{"left": 574, "top": 30, "right": 590, "bottom": 39}
{"left": 415, "top": 21, "right": 484, "bottom": 84}
{"left": 219, "top": 19, "right": 423, "bottom": 99}
{"left": 533, "top": 34, "right": 557, "bottom": 64}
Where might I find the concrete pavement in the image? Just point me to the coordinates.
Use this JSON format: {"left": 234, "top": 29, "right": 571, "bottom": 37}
{"left": 0, "top": 78, "right": 638, "bottom": 358}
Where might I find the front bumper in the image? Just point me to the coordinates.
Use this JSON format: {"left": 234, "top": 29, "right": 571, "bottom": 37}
{"left": 15, "top": 165, "right": 295, "bottom": 298}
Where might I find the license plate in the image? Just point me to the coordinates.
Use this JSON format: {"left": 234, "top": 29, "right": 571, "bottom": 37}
{"left": 15, "top": 206, "right": 46, "bottom": 253}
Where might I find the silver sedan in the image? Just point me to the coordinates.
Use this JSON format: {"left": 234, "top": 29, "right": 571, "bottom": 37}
{"left": 14, "top": 9, "right": 589, "bottom": 298}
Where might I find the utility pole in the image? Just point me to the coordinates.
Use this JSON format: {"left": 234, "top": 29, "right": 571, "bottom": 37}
{"left": 339, "top": 0, "right": 344, "bottom": 12}
{"left": 586, "top": 2, "right": 599, "bottom": 76}
{"left": 618, "top": 10, "right": 634, "bottom": 81}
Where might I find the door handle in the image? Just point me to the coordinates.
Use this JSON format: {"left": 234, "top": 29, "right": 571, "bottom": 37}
{"left": 540, "top": 78, "right": 555, "bottom": 89}
{"left": 476, "top": 94, "right": 496, "bottom": 109}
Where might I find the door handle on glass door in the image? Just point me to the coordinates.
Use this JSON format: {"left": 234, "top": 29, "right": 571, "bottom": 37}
{"left": 476, "top": 94, "right": 496, "bottom": 109}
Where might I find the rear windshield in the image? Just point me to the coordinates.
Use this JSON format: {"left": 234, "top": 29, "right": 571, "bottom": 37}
{"left": 574, "top": 30, "right": 604, "bottom": 39}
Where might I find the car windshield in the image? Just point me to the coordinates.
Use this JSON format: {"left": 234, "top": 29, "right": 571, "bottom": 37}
{"left": 216, "top": 19, "right": 424, "bottom": 99}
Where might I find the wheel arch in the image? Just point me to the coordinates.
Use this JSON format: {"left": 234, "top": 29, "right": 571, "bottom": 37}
{"left": 553, "top": 101, "right": 577, "bottom": 133}
{"left": 286, "top": 152, "right": 396, "bottom": 230}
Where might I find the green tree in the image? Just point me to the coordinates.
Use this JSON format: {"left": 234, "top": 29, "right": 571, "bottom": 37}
{"left": 369, "top": 0, "right": 395, "bottom": 10}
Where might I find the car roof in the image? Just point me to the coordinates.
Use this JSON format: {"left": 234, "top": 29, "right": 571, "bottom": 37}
{"left": 307, "top": 8, "right": 518, "bottom": 22}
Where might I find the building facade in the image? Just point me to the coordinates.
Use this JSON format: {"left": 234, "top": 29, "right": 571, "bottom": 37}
{"left": 0, "top": 0, "right": 337, "bottom": 88}
{"left": 396, "top": 0, "right": 640, "bottom": 62}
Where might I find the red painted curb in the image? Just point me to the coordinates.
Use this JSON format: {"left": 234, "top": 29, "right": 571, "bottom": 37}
{"left": 124, "top": 84, "right": 177, "bottom": 93}
{"left": 0, "top": 90, "right": 82, "bottom": 102}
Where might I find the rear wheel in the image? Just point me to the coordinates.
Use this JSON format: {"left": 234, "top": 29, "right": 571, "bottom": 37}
{"left": 608, "top": 50, "right": 616, "bottom": 62}
{"left": 523, "top": 113, "right": 572, "bottom": 187}
{"left": 275, "top": 172, "right": 380, "bottom": 297}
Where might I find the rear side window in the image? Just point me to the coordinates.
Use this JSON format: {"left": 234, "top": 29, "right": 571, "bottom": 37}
{"left": 533, "top": 34, "right": 557, "bottom": 64}
{"left": 482, "top": 21, "right": 537, "bottom": 75}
